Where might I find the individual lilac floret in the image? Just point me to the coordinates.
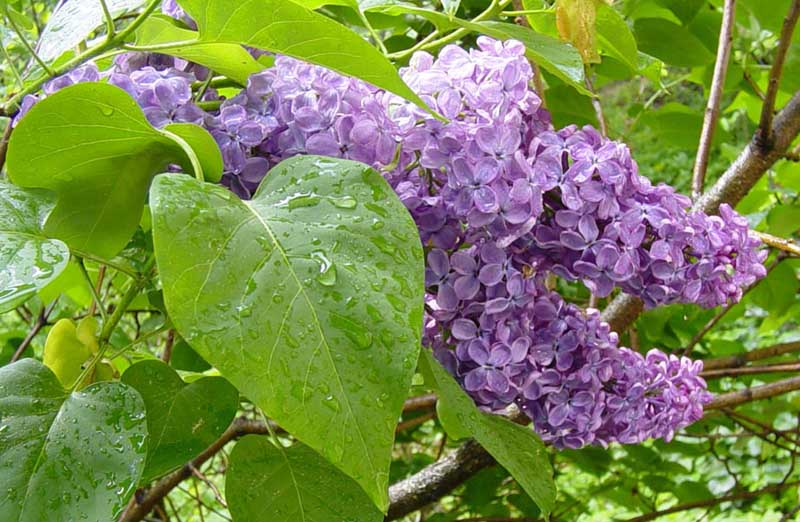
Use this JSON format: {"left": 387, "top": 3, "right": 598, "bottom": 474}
{"left": 162, "top": 0, "right": 196, "bottom": 28}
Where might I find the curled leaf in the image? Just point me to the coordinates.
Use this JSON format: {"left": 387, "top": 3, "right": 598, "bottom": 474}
{"left": 556, "top": 0, "right": 601, "bottom": 64}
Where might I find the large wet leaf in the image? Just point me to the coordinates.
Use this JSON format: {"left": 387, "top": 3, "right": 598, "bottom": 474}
{"left": 175, "top": 0, "right": 432, "bottom": 112}
{"left": 7, "top": 82, "right": 222, "bottom": 259}
{"left": 122, "top": 360, "right": 239, "bottom": 482}
{"left": 419, "top": 349, "right": 556, "bottom": 516}
{"left": 227, "top": 436, "right": 383, "bottom": 522}
{"left": 36, "top": 0, "right": 146, "bottom": 61}
{"left": 150, "top": 156, "right": 424, "bottom": 510}
{"left": 0, "top": 183, "right": 69, "bottom": 313}
{"left": 0, "top": 359, "right": 147, "bottom": 522}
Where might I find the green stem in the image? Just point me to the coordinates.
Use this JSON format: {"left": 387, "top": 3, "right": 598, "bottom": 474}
{"left": 70, "top": 257, "right": 154, "bottom": 391}
{"left": 388, "top": 0, "right": 511, "bottom": 60}
{"left": 197, "top": 99, "right": 222, "bottom": 112}
{"left": 192, "top": 76, "right": 241, "bottom": 90}
{"left": 0, "top": 44, "right": 24, "bottom": 88}
{"left": 194, "top": 73, "right": 215, "bottom": 103}
{"left": 388, "top": 30, "right": 440, "bottom": 61}
{"left": 355, "top": 9, "right": 389, "bottom": 55}
{"left": 158, "top": 128, "right": 205, "bottom": 181}
{"left": 77, "top": 257, "right": 108, "bottom": 322}
{"left": 72, "top": 249, "right": 139, "bottom": 279}
{"left": 105, "top": 325, "right": 169, "bottom": 360}
{"left": 122, "top": 39, "right": 200, "bottom": 52}
{"left": 1, "top": 0, "right": 162, "bottom": 115}
{"left": 500, "top": 8, "right": 553, "bottom": 16}
{"left": 3, "top": 5, "right": 54, "bottom": 76}
{"left": 99, "top": 0, "right": 116, "bottom": 40}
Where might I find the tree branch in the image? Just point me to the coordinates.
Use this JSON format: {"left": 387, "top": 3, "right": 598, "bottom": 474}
{"left": 703, "top": 340, "right": 800, "bottom": 370}
{"left": 751, "top": 231, "right": 800, "bottom": 256}
{"left": 602, "top": 89, "right": 800, "bottom": 333}
{"left": 623, "top": 480, "right": 800, "bottom": 522}
{"left": 118, "top": 417, "right": 271, "bottom": 522}
{"left": 385, "top": 439, "right": 496, "bottom": 521}
{"left": 702, "top": 362, "right": 800, "bottom": 379}
{"left": 756, "top": 0, "right": 800, "bottom": 150}
{"left": 692, "top": 0, "right": 736, "bottom": 200}
{"left": 403, "top": 393, "right": 437, "bottom": 412}
{"left": 705, "top": 375, "right": 800, "bottom": 410}
{"left": 10, "top": 300, "right": 57, "bottom": 362}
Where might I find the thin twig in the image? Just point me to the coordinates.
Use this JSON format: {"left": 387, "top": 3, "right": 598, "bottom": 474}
{"left": 403, "top": 393, "right": 437, "bottom": 413}
{"left": 757, "top": 0, "right": 800, "bottom": 150}
{"left": 743, "top": 69, "right": 766, "bottom": 100}
{"left": 189, "top": 464, "right": 227, "bottom": 508}
{"left": 584, "top": 65, "right": 608, "bottom": 137}
{"left": 692, "top": 0, "right": 736, "bottom": 200}
{"left": 98, "top": 0, "right": 116, "bottom": 39}
{"left": 702, "top": 340, "right": 800, "bottom": 371}
{"left": 751, "top": 231, "right": 800, "bottom": 256}
{"left": 706, "top": 375, "right": 800, "bottom": 410}
{"left": 396, "top": 411, "right": 436, "bottom": 433}
{"left": 0, "top": 44, "right": 24, "bottom": 89}
{"left": 119, "top": 418, "right": 273, "bottom": 522}
{"left": 79, "top": 259, "right": 107, "bottom": 322}
{"left": 10, "top": 300, "right": 58, "bottom": 362}
{"left": 624, "top": 480, "right": 800, "bottom": 522}
{"left": 2, "top": 5, "right": 54, "bottom": 76}
{"left": 160, "top": 330, "right": 175, "bottom": 363}
{"left": 703, "top": 362, "right": 800, "bottom": 378}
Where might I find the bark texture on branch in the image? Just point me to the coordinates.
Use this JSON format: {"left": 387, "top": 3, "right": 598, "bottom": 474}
{"left": 702, "top": 341, "right": 800, "bottom": 370}
{"left": 705, "top": 375, "right": 800, "bottom": 410}
{"left": 602, "top": 90, "right": 800, "bottom": 333}
{"left": 385, "top": 439, "right": 495, "bottom": 521}
{"left": 692, "top": 0, "right": 736, "bottom": 199}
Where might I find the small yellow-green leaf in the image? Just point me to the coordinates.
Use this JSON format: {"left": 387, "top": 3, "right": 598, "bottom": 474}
{"left": 556, "top": 0, "right": 601, "bottom": 64}
{"left": 43, "top": 319, "right": 92, "bottom": 388}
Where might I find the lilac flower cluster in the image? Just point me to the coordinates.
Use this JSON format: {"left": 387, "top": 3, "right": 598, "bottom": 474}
{"left": 426, "top": 245, "right": 711, "bottom": 448}
{"left": 514, "top": 126, "right": 767, "bottom": 308}
{"left": 14, "top": 24, "right": 766, "bottom": 446}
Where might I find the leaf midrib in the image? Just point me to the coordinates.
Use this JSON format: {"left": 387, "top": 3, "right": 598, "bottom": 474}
{"left": 242, "top": 200, "right": 379, "bottom": 490}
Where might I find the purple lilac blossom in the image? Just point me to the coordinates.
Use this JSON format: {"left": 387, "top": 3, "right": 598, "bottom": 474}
{"left": 425, "top": 245, "right": 711, "bottom": 448}
{"left": 12, "top": 32, "right": 765, "bottom": 448}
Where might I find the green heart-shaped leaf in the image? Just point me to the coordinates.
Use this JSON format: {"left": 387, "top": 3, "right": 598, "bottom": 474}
{"left": 151, "top": 156, "right": 425, "bottom": 510}
{"left": 227, "top": 436, "right": 383, "bottom": 522}
{"left": 122, "top": 359, "right": 239, "bottom": 482}
{"left": 7, "top": 82, "right": 222, "bottom": 259}
{"left": 0, "top": 359, "right": 147, "bottom": 522}
{"left": 0, "top": 182, "right": 69, "bottom": 313}
{"left": 419, "top": 349, "right": 556, "bottom": 516}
